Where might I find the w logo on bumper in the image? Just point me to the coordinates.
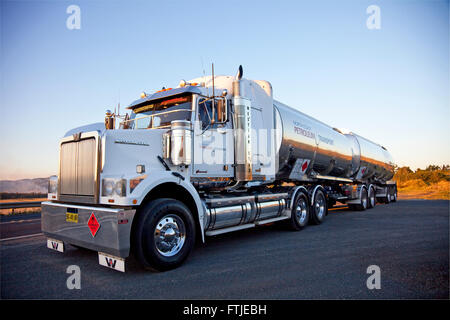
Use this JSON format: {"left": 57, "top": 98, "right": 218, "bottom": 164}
{"left": 51, "top": 242, "right": 59, "bottom": 250}
{"left": 105, "top": 257, "right": 117, "bottom": 268}
{"left": 98, "top": 252, "right": 125, "bottom": 272}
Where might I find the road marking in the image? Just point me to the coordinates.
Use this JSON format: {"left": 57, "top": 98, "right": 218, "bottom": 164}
{"left": 0, "top": 233, "right": 43, "bottom": 242}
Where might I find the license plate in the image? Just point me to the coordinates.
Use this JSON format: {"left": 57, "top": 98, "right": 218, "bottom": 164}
{"left": 66, "top": 208, "right": 78, "bottom": 223}
{"left": 47, "top": 238, "right": 64, "bottom": 252}
{"left": 98, "top": 252, "right": 125, "bottom": 272}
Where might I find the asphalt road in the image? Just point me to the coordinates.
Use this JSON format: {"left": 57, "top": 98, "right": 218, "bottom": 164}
{"left": 1, "top": 200, "right": 448, "bottom": 299}
{"left": 0, "top": 213, "right": 42, "bottom": 240}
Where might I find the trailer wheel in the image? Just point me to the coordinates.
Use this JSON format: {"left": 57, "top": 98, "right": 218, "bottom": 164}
{"left": 287, "top": 191, "right": 310, "bottom": 230}
{"left": 384, "top": 189, "right": 391, "bottom": 204}
{"left": 367, "top": 186, "right": 376, "bottom": 209}
{"left": 310, "top": 189, "right": 327, "bottom": 225}
{"left": 392, "top": 188, "right": 397, "bottom": 202}
{"left": 132, "top": 198, "right": 196, "bottom": 271}
{"left": 355, "top": 187, "right": 368, "bottom": 211}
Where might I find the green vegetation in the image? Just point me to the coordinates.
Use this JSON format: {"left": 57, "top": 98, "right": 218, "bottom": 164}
{"left": 393, "top": 165, "right": 450, "bottom": 200}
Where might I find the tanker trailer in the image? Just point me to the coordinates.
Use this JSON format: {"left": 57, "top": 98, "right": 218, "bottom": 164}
{"left": 41, "top": 65, "right": 397, "bottom": 272}
{"left": 273, "top": 101, "right": 396, "bottom": 210}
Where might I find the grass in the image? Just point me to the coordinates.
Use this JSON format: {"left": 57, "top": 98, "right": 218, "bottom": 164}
{"left": 397, "top": 180, "right": 449, "bottom": 200}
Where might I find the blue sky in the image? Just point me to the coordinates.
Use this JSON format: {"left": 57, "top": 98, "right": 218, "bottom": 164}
{"left": 1, "top": 0, "right": 449, "bottom": 179}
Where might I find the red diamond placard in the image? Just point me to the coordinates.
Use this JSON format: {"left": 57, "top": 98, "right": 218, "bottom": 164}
{"left": 88, "top": 213, "right": 100, "bottom": 237}
{"left": 301, "top": 160, "right": 309, "bottom": 172}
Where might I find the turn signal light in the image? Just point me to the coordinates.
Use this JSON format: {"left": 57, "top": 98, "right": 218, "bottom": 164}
{"left": 156, "top": 88, "right": 173, "bottom": 93}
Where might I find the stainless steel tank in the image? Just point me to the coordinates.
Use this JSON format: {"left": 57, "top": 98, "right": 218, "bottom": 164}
{"left": 346, "top": 132, "right": 394, "bottom": 181}
{"left": 273, "top": 100, "right": 394, "bottom": 182}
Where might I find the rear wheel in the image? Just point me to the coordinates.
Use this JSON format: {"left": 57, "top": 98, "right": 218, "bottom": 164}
{"left": 287, "top": 192, "right": 309, "bottom": 230}
{"left": 354, "top": 187, "right": 368, "bottom": 211}
{"left": 132, "top": 198, "right": 196, "bottom": 271}
{"left": 392, "top": 187, "right": 397, "bottom": 202}
{"left": 310, "top": 189, "right": 327, "bottom": 225}
{"left": 385, "top": 189, "right": 391, "bottom": 204}
{"left": 367, "top": 186, "right": 376, "bottom": 209}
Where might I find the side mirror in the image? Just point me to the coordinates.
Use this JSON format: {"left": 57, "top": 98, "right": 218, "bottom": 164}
{"left": 216, "top": 99, "right": 226, "bottom": 123}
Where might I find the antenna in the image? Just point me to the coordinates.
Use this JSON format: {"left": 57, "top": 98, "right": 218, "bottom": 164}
{"left": 212, "top": 62, "right": 215, "bottom": 97}
{"left": 212, "top": 63, "right": 215, "bottom": 119}
{"left": 118, "top": 88, "right": 121, "bottom": 116}
{"left": 200, "top": 56, "right": 208, "bottom": 96}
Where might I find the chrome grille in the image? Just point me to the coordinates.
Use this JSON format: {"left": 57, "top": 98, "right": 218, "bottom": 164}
{"left": 59, "top": 134, "right": 98, "bottom": 203}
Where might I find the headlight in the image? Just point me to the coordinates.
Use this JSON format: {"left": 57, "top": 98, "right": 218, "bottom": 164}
{"left": 102, "top": 178, "right": 126, "bottom": 197}
{"left": 48, "top": 176, "right": 58, "bottom": 194}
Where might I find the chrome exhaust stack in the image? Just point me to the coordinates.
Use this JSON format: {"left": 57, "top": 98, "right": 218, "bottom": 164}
{"left": 232, "top": 65, "right": 253, "bottom": 182}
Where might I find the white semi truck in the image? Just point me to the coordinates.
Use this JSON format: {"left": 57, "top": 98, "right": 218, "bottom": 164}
{"left": 42, "top": 66, "right": 397, "bottom": 272}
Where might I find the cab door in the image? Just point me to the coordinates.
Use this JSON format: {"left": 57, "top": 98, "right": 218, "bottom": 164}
{"left": 192, "top": 97, "right": 234, "bottom": 178}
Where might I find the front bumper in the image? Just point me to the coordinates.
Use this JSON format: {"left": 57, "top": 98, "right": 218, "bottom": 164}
{"left": 41, "top": 201, "right": 136, "bottom": 258}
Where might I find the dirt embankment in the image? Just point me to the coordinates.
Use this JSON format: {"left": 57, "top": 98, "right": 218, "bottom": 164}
{"left": 394, "top": 166, "right": 449, "bottom": 200}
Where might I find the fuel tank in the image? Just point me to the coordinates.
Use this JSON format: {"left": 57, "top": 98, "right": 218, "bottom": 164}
{"left": 273, "top": 100, "right": 394, "bottom": 182}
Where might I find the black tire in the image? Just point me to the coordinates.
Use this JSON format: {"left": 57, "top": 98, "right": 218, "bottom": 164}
{"left": 355, "top": 187, "right": 368, "bottom": 211}
{"left": 310, "top": 189, "right": 327, "bottom": 225}
{"left": 367, "top": 187, "right": 376, "bottom": 209}
{"left": 385, "top": 189, "right": 391, "bottom": 204}
{"left": 287, "top": 191, "right": 310, "bottom": 230}
{"left": 132, "top": 198, "right": 196, "bottom": 271}
{"left": 392, "top": 188, "right": 397, "bottom": 202}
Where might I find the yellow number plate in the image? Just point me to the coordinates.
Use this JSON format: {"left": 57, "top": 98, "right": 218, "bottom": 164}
{"left": 66, "top": 212, "right": 78, "bottom": 223}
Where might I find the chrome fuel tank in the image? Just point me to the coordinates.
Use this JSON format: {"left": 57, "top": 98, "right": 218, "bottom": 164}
{"left": 273, "top": 100, "right": 394, "bottom": 182}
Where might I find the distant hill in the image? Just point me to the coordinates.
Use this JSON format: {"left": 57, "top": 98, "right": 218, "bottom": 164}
{"left": 0, "top": 178, "right": 49, "bottom": 193}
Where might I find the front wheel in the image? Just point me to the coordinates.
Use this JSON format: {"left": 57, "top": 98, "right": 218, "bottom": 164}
{"left": 132, "top": 198, "right": 196, "bottom": 271}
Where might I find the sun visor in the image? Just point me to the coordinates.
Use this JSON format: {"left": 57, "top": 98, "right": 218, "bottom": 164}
{"left": 127, "top": 86, "right": 202, "bottom": 110}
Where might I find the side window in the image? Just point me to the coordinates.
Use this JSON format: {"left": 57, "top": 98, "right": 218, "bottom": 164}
{"left": 198, "top": 99, "right": 218, "bottom": 130}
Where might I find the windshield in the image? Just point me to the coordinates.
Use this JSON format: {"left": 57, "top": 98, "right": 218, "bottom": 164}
{"left": 126, "top": 95, "right": 192, "bottom": 129}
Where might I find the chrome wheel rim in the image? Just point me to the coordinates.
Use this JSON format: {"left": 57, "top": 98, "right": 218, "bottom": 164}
{"left": 362, "top": 190, "right": 368, "bottom": 209}
{"left": 295, "top": 198, "right": 308, "bottom": 225}
{"left": 154, "top": 215, "right": 186, "bottom": 257}
{"left": 314, "top": 194, "right": 325, "bottom": 220}
{"left": 370, "top": 189, "right": 375, "bottom": 207}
